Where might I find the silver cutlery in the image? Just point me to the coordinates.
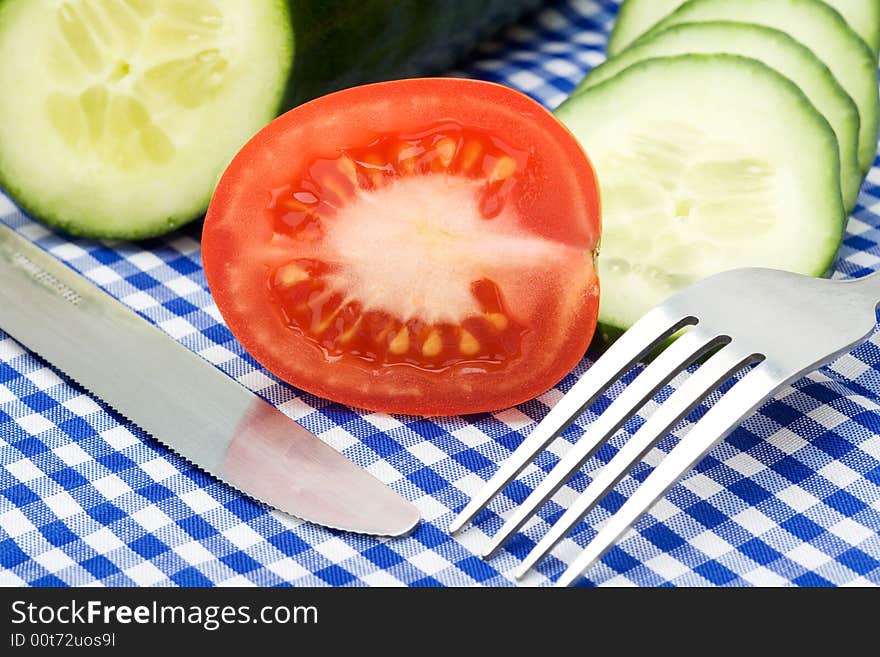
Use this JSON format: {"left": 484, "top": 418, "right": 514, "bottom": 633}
{"left": 450, "top": 266, "right": 879, "bottom": 585}
{"left": 0, "top": 223, "right": 419, "bottom": 537}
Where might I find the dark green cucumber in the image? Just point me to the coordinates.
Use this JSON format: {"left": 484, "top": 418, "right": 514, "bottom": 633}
{"left": 283, "top": 0, "right": 541, "bottom": 107}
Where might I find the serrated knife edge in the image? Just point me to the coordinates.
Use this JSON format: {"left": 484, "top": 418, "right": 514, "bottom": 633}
{"left": 0, "top": 223, "right": 419, "bottom": 537}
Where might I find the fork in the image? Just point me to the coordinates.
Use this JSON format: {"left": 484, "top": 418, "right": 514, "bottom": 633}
{"left": 448, "top": 267, "right": 880, "bottom": 586}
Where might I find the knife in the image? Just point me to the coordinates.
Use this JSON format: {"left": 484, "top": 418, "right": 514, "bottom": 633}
{"left": 0, "top": 223, "right": 419, "bottom": 536}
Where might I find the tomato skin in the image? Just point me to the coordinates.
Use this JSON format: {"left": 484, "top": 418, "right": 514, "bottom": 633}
{"left": 204, "top": 77, "right": 600, "bottom": 416}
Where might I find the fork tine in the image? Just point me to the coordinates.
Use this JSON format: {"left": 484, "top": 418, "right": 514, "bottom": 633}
{"left": 448, "top": 307, "right": 694, "bottom": 534}
{"left": 513, "top": 345, "right": 758, "bottom": 578}
{"left": 555, "top": 364, "right": 783, "bottom": 586}
{"left": 480, "top": 326, "right": 725, "bottom": 558}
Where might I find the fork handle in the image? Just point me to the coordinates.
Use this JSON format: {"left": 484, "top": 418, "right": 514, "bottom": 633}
{"left": 846, "top": 270, "right": 880, "bottom": 305}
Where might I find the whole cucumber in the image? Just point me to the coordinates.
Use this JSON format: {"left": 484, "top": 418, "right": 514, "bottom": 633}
{"left": 283, "top": 0, "right": 542, "bottom": 107}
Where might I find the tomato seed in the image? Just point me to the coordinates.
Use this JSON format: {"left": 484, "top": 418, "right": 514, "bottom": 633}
{"left": 421, "top": 330, "right": 443, "bottom": 358}
{"left": 388, "top": 326, "right": 410, "bottom": 355}
{"left": 338, "top": 316, "right": 362, "bottom": 344}
{"left": 267, "top": 123, "right": 531, "bottom": 370}
{"left": 314, "top": 296, "right": 345, "bottom": 334}
{"left": 274, "top": 262, "right": 309, "bottom": 287}
{"left": 458, "top": 139, "right": 483, "bottom": 174}
{"left": 435, "top": 137, "right": 457, "bottom": 168}
{"left": 486, "top": 312, "right": 509, "bottom": 331}
{"left": 459, "top": 329, "right": 480, "bottom": 355}
{"left": 489, "top": 155, "right": 516, "bottom": 183}
{"left": 395, "top": 142, "right": 423, "bottom": 174}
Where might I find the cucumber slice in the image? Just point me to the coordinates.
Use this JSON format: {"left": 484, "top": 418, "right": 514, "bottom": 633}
{"left": 579, "top": 21, "right": 862, "bottom": 211}
{"left": 555, "top": 55, "right": 844, "bottom": 333}
{"left": 608, "top": 0, "right": 880, "bottom": 57}
{"left": 608, "top": 0, "right": 683, "bottom": 56}
{"left": 0, "top": 0, "right": 539, "bottom": 240}
{"left": 0, "top": 0, "right": 293, "bottom": 239}
{"left": 824, "top": 0, "right": 880, "bottom": 54}
{"left": 647, "top": 0, "right": 879, "bottom": 173}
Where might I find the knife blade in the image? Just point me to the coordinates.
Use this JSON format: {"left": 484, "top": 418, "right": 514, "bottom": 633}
{"left": 0, "top": 223, "right": 419, "bottom": 537}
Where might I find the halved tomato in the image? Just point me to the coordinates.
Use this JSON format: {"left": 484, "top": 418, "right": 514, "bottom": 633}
{"left": 203, "top": 78, "right": 600, "bottom": 415}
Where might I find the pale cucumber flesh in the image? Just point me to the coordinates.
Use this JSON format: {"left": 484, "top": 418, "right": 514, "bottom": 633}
{"left": 579, "top": 21, "right": 862, "bottom": 211}
{"left": 823, "top": 0, "right": 880, "bottom": 54}
{"left": 0, "top": 0, "right": 292, "bottom": 239}
{"left": 555, "top": 56, "right": 844, "bottom": 332}
{"left": 608, "top": 0, "right": 683, "bottom": 55}
{"left": 645, "top": 0, "right": 879, "bottom": 173}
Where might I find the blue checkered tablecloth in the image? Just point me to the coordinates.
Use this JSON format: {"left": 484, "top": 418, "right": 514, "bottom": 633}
{"left": 2, "top": 0, "right": 879, "bottom": 588}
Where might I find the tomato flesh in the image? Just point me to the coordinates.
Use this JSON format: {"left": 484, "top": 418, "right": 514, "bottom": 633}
{"left": 266, "top": 122, "right": 532, "bottom": 373}
{"left": 272, "top": 264, "right": 525, "bottom": 371}
{"left": 203, "top": 78, "right": 600, "bottom": 415}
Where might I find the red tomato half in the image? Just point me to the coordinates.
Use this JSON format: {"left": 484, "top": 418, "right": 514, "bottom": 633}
{"left": 203, "top": 78, "right": 600, "bottom": 415}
